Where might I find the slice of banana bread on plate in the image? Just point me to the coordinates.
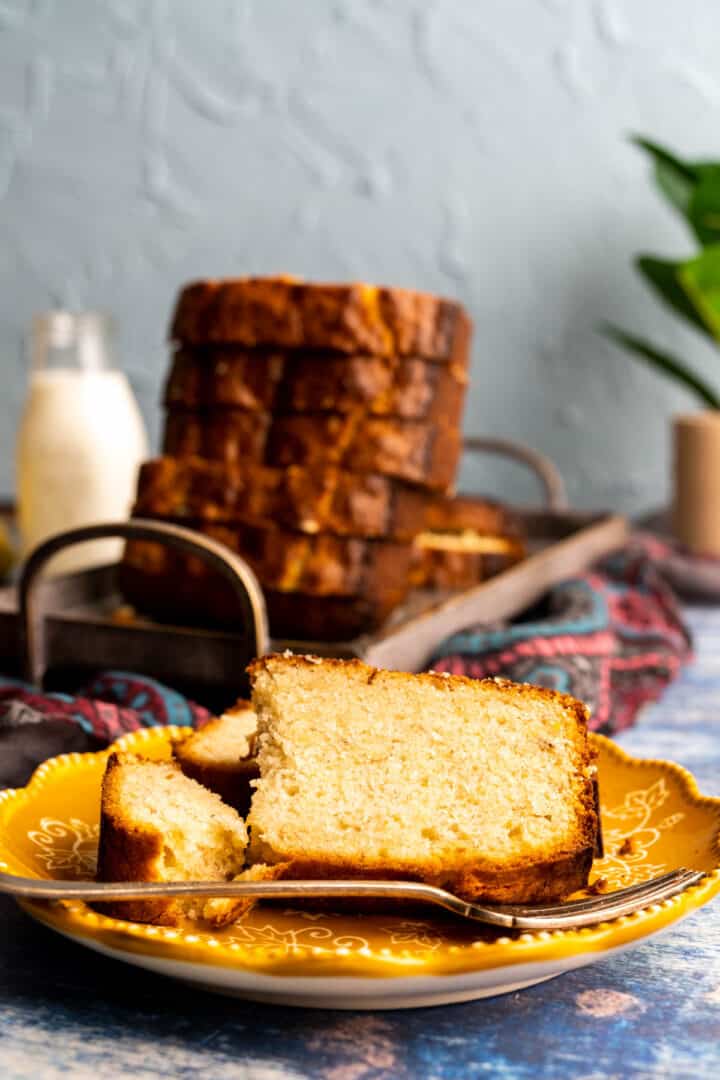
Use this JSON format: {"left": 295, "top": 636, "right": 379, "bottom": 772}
{"left": 174, "top": 701, "right": 258, "bottom": 815}
{"left": 96, "top": 752, "right": 248, "bottom": 927}
{"left": 247, "top": 655, "right": 598, "bottom": 903}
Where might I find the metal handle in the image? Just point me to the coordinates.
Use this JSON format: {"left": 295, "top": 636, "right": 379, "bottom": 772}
{"left": 18, "top": 519, "right": 269, "bottom": 687}
{"left": 463, "top": 437, "right": 568, "bottom": 511}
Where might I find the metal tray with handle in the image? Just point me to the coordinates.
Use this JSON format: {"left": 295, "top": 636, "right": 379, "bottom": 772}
{"left": 0, "top": 439, "right": 627, "bottom": 704}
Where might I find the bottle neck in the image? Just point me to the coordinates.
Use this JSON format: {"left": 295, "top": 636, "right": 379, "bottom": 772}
{"left": 30, "top": 312, "right": 115, "bottom": 373}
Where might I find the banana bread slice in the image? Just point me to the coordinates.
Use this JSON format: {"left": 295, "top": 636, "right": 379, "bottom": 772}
{"left": 134, "top": 456, "right": 430, "bottom": 540}
{"left": 165, "top": 346, "right": 468, "bottom": 423}
{"left": 174, "top": 701, "right": 259, "bottom": 815}
{"left": 266, "top": 413, "right": 461, "bottom": 490}
{"left": 247, "top": 655, "right": 598, "bottom": 903}
{"left": 170, "top": 277, "right": 472, "bottom": 362}
{"left": 96, "top": 752, "right": 248, "bottom": 926}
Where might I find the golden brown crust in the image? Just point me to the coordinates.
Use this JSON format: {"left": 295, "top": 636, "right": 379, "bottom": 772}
{"left": 133, "top": 456, "right": 430, "bottom": 541}
{"left": 169, "top": 277, "right": 472, "bottom": 362}
{"left": 165, "top": 346, "right": 468, "bottom": 423}
{"left": 96, "top": 753, "right": 185, "bottom": 925}
{"left": 248, "top": 654, "right": 595, "bottom": 725}
{"left": 245, "top": 850, "right": 595, "bottom": 905}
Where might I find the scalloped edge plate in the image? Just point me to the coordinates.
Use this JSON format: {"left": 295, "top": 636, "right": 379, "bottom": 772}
{"left": 1, "top": 726, "right": 719, "bottom": 1009}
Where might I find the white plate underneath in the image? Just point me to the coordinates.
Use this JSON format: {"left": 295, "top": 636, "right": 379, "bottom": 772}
{"left": 47, "top": 921, "right": 630, "bottom": 1009}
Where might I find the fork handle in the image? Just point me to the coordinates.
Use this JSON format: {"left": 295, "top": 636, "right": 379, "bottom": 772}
{"left": 0, "top": 869, "right": 706, "bottom": 930}
{"left": 0, "top": 872, "right": 515, "bottom": 927}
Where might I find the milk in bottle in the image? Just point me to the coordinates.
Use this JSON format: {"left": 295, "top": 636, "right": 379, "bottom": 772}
{"left": 16, "top": 312, "right": 149, "bottom": 574}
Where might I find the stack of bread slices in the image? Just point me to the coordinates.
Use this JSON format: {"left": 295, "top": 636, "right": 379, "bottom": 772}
{"left": 121, "top": 277, "right": 476, "bottom": 638}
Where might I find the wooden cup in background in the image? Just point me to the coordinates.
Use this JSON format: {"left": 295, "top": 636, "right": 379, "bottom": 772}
{"left": 674, "top": 412, "right": 720, "bottom": 556}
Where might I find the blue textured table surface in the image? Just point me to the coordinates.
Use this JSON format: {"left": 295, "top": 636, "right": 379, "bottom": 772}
{"left": 1, "top": 605, "right": 719, "bottom": 1079}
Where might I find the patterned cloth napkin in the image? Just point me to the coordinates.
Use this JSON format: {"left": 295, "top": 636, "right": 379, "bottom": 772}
{"left": 0, "top": 534, "right": 693, "bottom": 789}
{"left": 430, "top": 534, "right": 692, "bottom": 734}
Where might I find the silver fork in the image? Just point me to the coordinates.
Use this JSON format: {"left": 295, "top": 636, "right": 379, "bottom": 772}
{"left": 0, "top": 867, "right": 704, "bottom": 930}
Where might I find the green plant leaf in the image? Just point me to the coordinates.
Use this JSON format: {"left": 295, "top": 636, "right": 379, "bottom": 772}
{"left": 631, "top": 136, "right": 698, "bottom": 215}
{"left": 603, "top": 323, "right": 720, "bottom": 408}
{"left": 688, "top": 167, "right": 720, "bottom": 244}
{"left": 678, "top": 245, "right": 720, "bottom": 341}
{"left": 636, "top": 255, "right": 714, "bottom": 341}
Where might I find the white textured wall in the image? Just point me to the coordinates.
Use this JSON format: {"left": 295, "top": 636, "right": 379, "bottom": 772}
{"left": 2, "top": 0, "right": 720, "bottom": 511}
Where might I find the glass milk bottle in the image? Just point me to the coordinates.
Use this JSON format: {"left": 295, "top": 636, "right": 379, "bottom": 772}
{"left": 16, "top": 312, "right": 149, "bottom": 575}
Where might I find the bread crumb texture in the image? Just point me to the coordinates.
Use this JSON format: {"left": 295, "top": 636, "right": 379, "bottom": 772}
{"left": 173, "top": 702, "right": 259, "bottom": 815}
{"left": 175, "top": 702, "right": 257, "bottom": 770}
{"left": 97, "top": 752, "right": 248, "bottom": 925}
{"left": 247, "top": 655, "right": 597, "bottom": 902}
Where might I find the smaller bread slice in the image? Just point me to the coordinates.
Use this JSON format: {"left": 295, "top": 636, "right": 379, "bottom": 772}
{"left": 174, "top": 701, "right": 259, "bottom": 815}
{"left": 247, "top": 655, "right": 598, "bottom": 903}
{"left": 96, "top": 752, "right": 248, "bottom": 926}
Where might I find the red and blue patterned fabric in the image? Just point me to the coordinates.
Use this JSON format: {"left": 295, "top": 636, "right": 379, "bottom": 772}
{"left": 0, "top": 672, "right": 210, "bottom": 787}
{"left": 0, "top": 535, "right": 693, "bottom": 786}
{"left": 430, "top": 535, "right": 692, "bottom": 733}
{"left": 0, "top": 670, "right": 209, "bottom": 742}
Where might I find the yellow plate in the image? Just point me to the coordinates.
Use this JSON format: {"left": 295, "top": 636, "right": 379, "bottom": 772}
{"left": 1, "top": 727, "right": 719, "bottom": 1009}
